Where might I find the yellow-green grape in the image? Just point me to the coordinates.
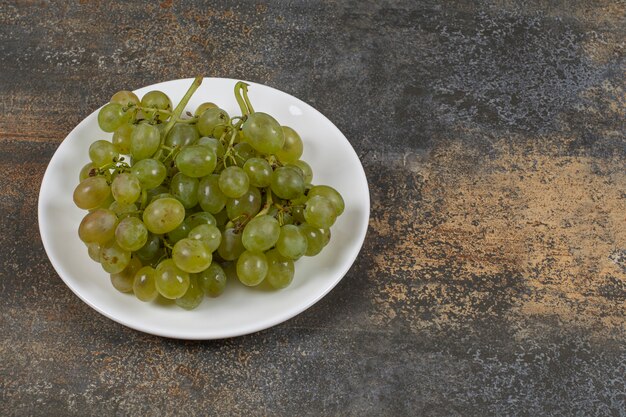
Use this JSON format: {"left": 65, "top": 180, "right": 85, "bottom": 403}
{"left": 112, "top": 124, "right": 134, "bottom": 154}
{"left": 289, "top": 160, "right": 313, "bottom": 184}
{"left": 99, "top": 240, "right": 131, "bottom": 274}
{"left": 175, "top": 145, "right": 216, "bottom": 178}
{"left": 226, "top": 187, "right": 262, "bottom": 221}
{"left": 175, "top": 274, "right": 204, "bottom": 310}
{"left": 319, "top": 228, "right": 331, "bottom": 247}
{"left": 194, "top": 102, "right": 218, "bottom": 116}
{"left": 188, "top": 224, "right": 222, "bottom": 252}
{"left": 185, "top": 212, "right": 217, "bottom": 229}
{"left": 218, "top": 166, "right": 249, "bottom": 198}
{"left": 89, "top": 140, "right": 119, "bottom": 167}
{"left": 197, "top": 107, "right": 229, "bottom": 138}
{"left": 276, "top": 224, "right": 307, "bottom": 260}
{"left": 155, "top": 259, "right": 189, "bottom": 299}
{"left": 110, "top": 256, "right": 142, "bottom": 293}
{"left": 170, "top": 173, "right": 199, "bottom": 209}
{"left": 242, "top": 215, "right": 280, "bottom": 252}
{"left": 217, "top": 227, "right": 245, "bottom": 261}
{"left": 197, "top": 174, "right": 227, "bottom": 214}
{"left": 198, "top": 262, "right": 227, "bottom": 297}
{"left": 131, "top": 158, "right": 167, "bottom": 189}
{"left": 135, "top": 233, "right": 161, "bottom": 262}
{"left": 241, "top": 112, "right": 284, "bottom": 154}
{"left": 78, "top": 209, "right": 118, "bottom": 244}
{"left": 265, "top": 249, "right": 295, "bottom": 289}
{"left": 196, "top": 137, "right": 225, "bottom": 158}
{"left": 304, "top": 195, "right": 337, "bottom": 229}
{"left": 236, "top": 251, "right": 268, "bottom": 286}
{"left": 299, "top": 224, "right": 326, "bottom": 256}
{"left": 130, "top": 123, "right": 160, "bottom": 161}
{"left": 73, "top": 176, "right": 111, "bottom": 210}
{"left": 307, "top": 185, "right": 344, "bottom": 216}
{"left": 133, "top": 266, "right": 158, "bottom": 302}
{"left": 141, "top": 90, "right": 172, "bottom": 121}
{"left": 143, "top": 198, "right": 185, "bottom": 234}
{"left": 172, "top": 238, "right": 212, "bottom": 273}
{"left": 79, "top": 162, "right": 97, "bottom": 182}
{"left": 165, "top": 123, "right": 199, "bottom": 148}
{"left": 276, "top": 126, "right": 303, "bottom": 164}
{"left": 87, "top": 242, "right": 101, "bottom": 262}
{"left": 111, "top": 90, "right": 140, "bottom": 107}
{"left": 270, "top": 166, "right": 304, "bottom": 200}
{"left": 115, "top": 216, "right": 148, "bottom": 251}
{"left": 98, "top": 102, "right": 127, "bottom": 133}
{"left": 166, "top": 221, "right": 191, "bottom": 245}
{"left": 111, "top": 173, "right": 141, "bottom": 205}
{"left": 243, "top": 158, "right": 272, "bottom": 188}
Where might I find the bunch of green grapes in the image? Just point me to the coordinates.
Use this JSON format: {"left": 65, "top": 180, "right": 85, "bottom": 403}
{"left": 73, "top": 77, "right": 344, "bottom": 310}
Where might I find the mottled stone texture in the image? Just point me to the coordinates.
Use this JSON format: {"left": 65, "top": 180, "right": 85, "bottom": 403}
{"left": 1, "top": 1, "right": 624, "bottom": 416}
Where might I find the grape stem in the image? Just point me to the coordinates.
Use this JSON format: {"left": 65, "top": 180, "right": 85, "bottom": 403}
{"left": 162, "top": 76, "right": 203, "bottom": 138}
{"left": 234, "top": 81, "right": 254, "bottom": 115}
{"left": 255, "top": 191, "right": 273, "bottom": 217}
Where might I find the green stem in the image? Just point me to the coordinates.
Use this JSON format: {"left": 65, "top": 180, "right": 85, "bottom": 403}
{"left": 255, "top": 191, "right": 273, "bottom": 217}
{"left": 234, "top": 81, "right": 251, "bottom": 116}
{"left": 241, "top": 83, "right": 255, "bottom": 114}
{"left": 162, "top": 76, "right": 203, "bottom": 138}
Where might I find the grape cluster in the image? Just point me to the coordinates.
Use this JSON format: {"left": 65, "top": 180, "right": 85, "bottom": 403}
{"left": 73, "top": 78, "right": 344, "bottom": 310}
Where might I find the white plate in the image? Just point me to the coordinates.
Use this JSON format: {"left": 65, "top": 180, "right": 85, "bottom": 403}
{"left": 38, "top": 77, "right": 370, "bottom": 340}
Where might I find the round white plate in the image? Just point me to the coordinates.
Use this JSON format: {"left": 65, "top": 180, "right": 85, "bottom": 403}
{"left": 38, "top": 77, "right": 370, "bottom": 340}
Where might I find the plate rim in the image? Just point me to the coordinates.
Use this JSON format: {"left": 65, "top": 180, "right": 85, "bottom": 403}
{"left": 38, "top": 77, "right": 370, "bottom": 340}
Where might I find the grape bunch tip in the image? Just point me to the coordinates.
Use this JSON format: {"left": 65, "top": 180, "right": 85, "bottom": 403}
{"left": 73, "top": 78, "right": 345, "bottom": 310}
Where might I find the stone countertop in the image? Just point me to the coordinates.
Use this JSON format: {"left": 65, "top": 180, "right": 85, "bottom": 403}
{"left": 1, "top": 1, "right": 624, "bottom": 415}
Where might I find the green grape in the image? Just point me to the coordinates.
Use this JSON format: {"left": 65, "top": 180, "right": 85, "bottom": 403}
{"left": 304, "top": 195, "right": 337, "bottom": 229}
{"left": 110, "top": 256, "right": 142, "bottom": 293}
{"left": 217, "top": 227, "right": 245, "bottom": 261}
{"left": 219, "top": 166, "right": 249, "bottom": 198}
{"left": 141, "top": 90, "right": 172, "bottom": 121}
{"left": 236, "top": 251, "right": 268, "bottom": 286}
{"left": 319, "top": 228, "right": 331, "bottom": 247}
{"left": 112, "top": 124, "right": 135, "bottom": 155}
{"left": 270, "top": 167, "right": 304, "bottom": 200}
{"left": 292, "top": 205, "right": 306, "bottom": 224}
{"left": 93, "top": 193, "right": 115, "bottom": 211}
{"left": 226, "top": 187, "right": 262, "bottom": 221}
{"left": 291, "top": 160, "right": 313, "bottom": 184}
{"left": 243, "top": 158, "right": 272, "bottom": 188}
{"left": 136, "top": 233, "right": 161, "bottom": 262}
{"left": 265, "top": 249, "right": 295, "bottom": 289}
{"left": 172, "top": 238, "right": 212, "bottom": 273}
{"left": 185, "top": 211, "right": 217, "bottom": 229}
{"left": 232, "top": 142, "right": 257, "bottom": 167}
{"left": 130, "top": 123, "right": 160, "bottom": 160}
{"left": 170, "top": 172, "right": 199, "bottom": 209}
{"left": 175, "top": 145, "right": 216, "bottom": 178}
{"left": 133, "top": 266, "right": 158, "bottom": 302}
{"left": 99, "top": 240, "right": 131, "bottom": 274}
{"left": 196, "top": 137, "right": 225, "bottom": 157}
{"left": 188, "top": 224, "right": 221, "bottom": 252}
{"left": 78, "top": 209, "right": 118, "bottom": 244}
{"left": 155, "top": 259, "right": 189, "bottom": 299}
{"left": 115, "top": 216, "right": 148, "bottom": 251}
{"left": 143, "top": 198, "right": 185, "bottom": 234}
{"left": 79, "top": 162, "right": 97, "bottom": 182}
{"left": 146, "top": 248, "right": 166, "bottom": 268}
{"left": 131, "top": 158, "right": 167, "bottom": 189}
{"left": 276, "top": 126, "right": 303, "bottom": 164}
{"left": 175, "top": 274, "right": 204, "bottom": 310}
{"left": 242, "top": 215, "right": 280, "bottom": 252}
{"left": 241, "top": 112, "right": 284, "bottom": 154}
{"left": 276, "top": 224, "right": 307, "bottom": 260}
{"left": 213, "top": 209, "right": 229, "bottom": 228}
{"left": 198, "top": 262, "right": 227, "bottom": 297}
{"left": 165, "top": 220, "right": 190, "bottom": 245}
{"left": 165, "top": 123, "right": 200, "bottom": 148}
{"left": 197, "top": 174, "right": 227, "bottom": 214}
{"left": 146, "top": 185, "right": 169, "bottom": 202}
{"left": 89, "top": 140, "right": 118, "bottom": 166}
{"left": 73, "top": 176, "right": 111, "bottom": 210}
{"left": 111, "top": 173, "right": 141, "bottom": 205}
{"left": 98, "top": 102, "right": 127, "bottom": 133}
{"left": 307, "top": 185, "right": 344, "bottom": 216}
{"left": 299, "top": 223, "right": 325, "bottom": 256}
{"left": 111, "top": 90, "right": 140, "bottom": 107}
{"left": 87, "top": 242, "right": 101, "bottom": 262}
{"left": 194, "top": 102, "right": 218, "bottom": 116}
{"left": 197, "top": 107, "right": 229, "bottom": 138}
